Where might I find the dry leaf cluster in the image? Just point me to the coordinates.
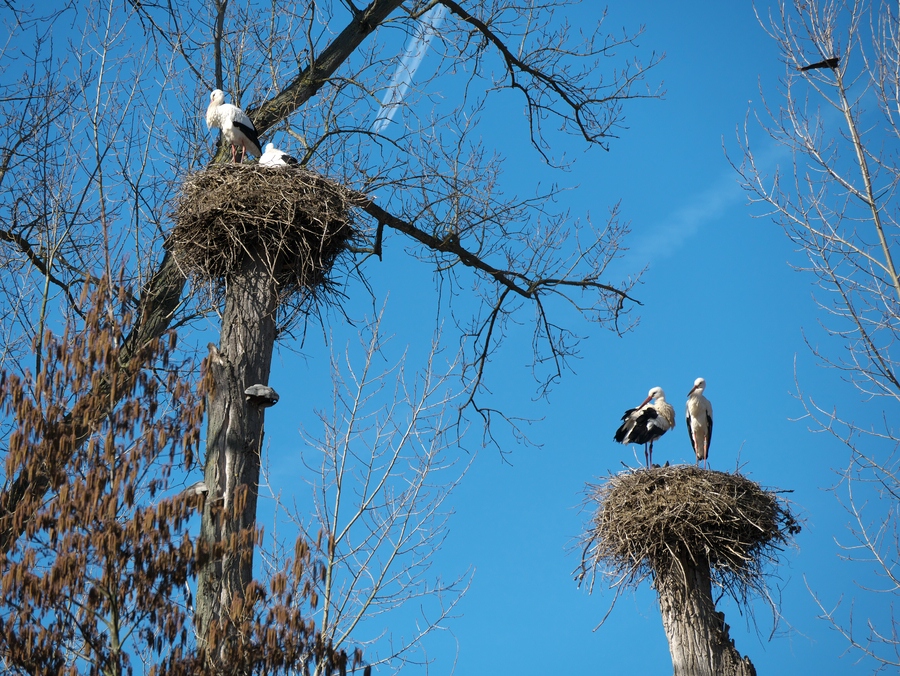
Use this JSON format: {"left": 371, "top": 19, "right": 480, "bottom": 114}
{"left": 0, "top": 281, "right": 356, "bottom": 674}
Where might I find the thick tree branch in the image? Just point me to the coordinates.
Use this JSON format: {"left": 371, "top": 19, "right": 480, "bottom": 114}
{"left": 359, "top": 198, "right": 640, "bottom": 433}
{"left": 251, "top": 0, "right": 405, "bottom": 135}
{"left": 361, "top": 198, "right": 640, "bottom": 307}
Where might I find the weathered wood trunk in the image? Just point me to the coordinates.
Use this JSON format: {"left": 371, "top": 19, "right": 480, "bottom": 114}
{"left": 656, "top": 552, "right": 756, "bottom": 676}
{"left": 195, "top": 248, "right": 280, "bottom": 654}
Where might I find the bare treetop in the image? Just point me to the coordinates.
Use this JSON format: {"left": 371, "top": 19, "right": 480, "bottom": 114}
{"left": 736, "top": 0, "right": 900, "bottom": 669}
{"left": 0, "top": 0, "right": 660, "bottom": 403}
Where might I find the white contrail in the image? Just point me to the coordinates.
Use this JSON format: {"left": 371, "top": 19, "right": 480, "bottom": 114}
{"left": 372, "top": 4, "right": 448, "bottom": 133}
{"left": 629, "top": 140, "right": 790, "bottom": 263}
{"left": 628, "top": 173, "right": 742, "bottom": 264}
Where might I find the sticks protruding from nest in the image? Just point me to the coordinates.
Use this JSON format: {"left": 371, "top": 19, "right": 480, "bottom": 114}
{"left": 582, "top": 465, "right": 800, "bottom": 601}
{"left": 170, "top": 164, "right": 362, "bottom": 310}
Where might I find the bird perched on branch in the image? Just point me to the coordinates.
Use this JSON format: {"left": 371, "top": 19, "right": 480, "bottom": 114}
{"left": 259, "top": 143, "right": 299, "bottom": 167}
{"left": 799, "top": 56, "right": 839, "bottom": 71}
{"left": 686, "top": 377, "right": 713, "bottom": 469}
{"left": 614, "top": 386, "right": 675, "bottom": 468}
{"left": 205, "top": 89, "right": 262, "bottom": 162}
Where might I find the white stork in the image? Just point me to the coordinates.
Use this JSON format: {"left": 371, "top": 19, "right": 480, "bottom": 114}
{"left": 614, "top": 386, "right": 675, "bottom": 468}
{"left": 686, "top": 377, "right": 713, "bottom": 468}
{"left": 205, "top": 89, "right": 262, "bottom": 162}
{"left": 259, "top": 143, "right": 299, "bottom": 167}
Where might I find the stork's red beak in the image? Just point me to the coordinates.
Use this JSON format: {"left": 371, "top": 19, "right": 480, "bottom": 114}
{"left": 687, "top": 384, "right": 699, "bottom": 397}
{"left": 639, "top": 394, "right": 653, "bottom": 407}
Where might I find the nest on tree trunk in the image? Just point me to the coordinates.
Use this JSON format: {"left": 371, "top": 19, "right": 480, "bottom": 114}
{"left": 581, "top": 465, "right": 800, "bottom": 602}
{"left": 170, "top": 164, "right": 362, "bottom": 311}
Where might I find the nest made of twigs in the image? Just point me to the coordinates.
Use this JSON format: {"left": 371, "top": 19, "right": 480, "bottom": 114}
{"left": 583, "top": 465, "right": 800, "bottom": 598}
{"left": 170, "top": 163, "right": 362, "bottom": 305}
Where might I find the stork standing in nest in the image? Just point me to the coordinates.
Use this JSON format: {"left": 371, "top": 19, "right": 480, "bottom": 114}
{"left": 614, "top": 386, "right": 675, "bottom": 468}
{"left": 206, "top": 89, "right": 262, "bottom": 162}
{"left": 686, "top": 377, "right": 713, "bottom": 468}
{"left": 259, "top": 143, "right": 299, "bottom": 167}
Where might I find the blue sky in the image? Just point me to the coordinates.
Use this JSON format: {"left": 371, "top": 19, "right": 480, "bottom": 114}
{"left": 5, "top": 0, "right": 889, "bottom": 673}
{"left": 254, "top": 1, "right": 893, "bottom": 674}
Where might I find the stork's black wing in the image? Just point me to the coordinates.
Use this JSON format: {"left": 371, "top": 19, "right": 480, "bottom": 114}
{"left": 686, "top": 410, "right": 696, "bottom": 453}
{"left": 625, "top": 408, "right": 662, "bottom": 445}
{"left": 233, "top": 119, "right": 262, "bottom": 156}
{"left": 614, "top": 407, "right": 638, "bottom": 443}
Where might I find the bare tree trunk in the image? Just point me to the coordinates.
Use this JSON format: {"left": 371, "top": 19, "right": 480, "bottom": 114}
{"left": 657, "top": 552, "right": 756, "bottom": 676}
{"left": 196, "top": 246, "right": 280, "bottom": 652}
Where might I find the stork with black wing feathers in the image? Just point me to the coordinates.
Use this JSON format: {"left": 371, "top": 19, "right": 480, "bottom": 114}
{"left": 614, "top": 386, "right": 675, "bottom": 468}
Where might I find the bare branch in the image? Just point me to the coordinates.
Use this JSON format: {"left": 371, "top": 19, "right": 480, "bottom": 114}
{"left": 737, "top": 2, "right": 900, "bottom": 668}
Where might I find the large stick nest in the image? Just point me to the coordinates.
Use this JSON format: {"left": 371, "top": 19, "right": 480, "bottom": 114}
{"left": 582, "top": 465, "right": 800, "bottom": 600}
{"left": 170, "top": 164, "right": 363, "bottom": 308}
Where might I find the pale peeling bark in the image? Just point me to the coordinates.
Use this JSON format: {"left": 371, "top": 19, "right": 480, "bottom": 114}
{"left": 656, "top": 552, "right": 756, "bottom": 676}
{"left": 196, "top": 247, "right": 280, "bottom": 649}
